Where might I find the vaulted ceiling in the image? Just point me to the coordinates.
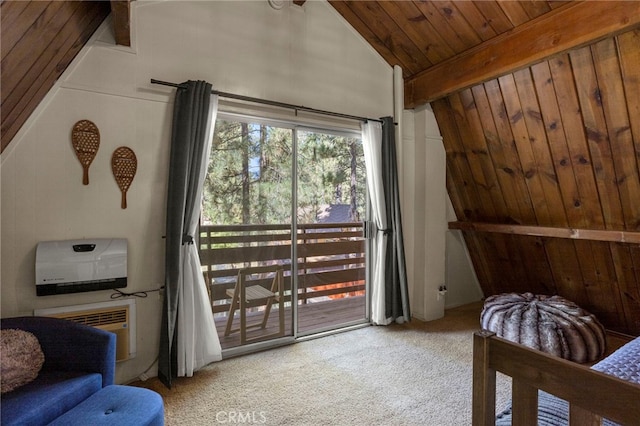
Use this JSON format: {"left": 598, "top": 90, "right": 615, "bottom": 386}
{"left": 329, "top": 1, "right": 639, "bottom": 106}
{"left": 2, "top": 1, "right": 640, "bottom": 335}
{"left": 331, "top": 0, "right": 570, "bottom": 78}
{"left": 5, "top": 1, "right": 637, "bottom": 148}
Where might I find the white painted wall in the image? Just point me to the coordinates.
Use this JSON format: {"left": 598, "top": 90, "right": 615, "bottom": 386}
{"left": 400, "top": 104, "right": 484, "bottom": 318}
{"left": 0, "top": 0, "right": 393, "bottom": 384}
{"left": 445, "top": 199, "right": 484, "bottom": 308}
{"left": 400, "top": 105, "right": 448, "bottom": 321}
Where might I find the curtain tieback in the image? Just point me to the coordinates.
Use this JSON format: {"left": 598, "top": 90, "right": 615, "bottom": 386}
{"left": 182, "top": 234, "right": 194, "bottom": 245}
{"left": 378, "top": 228, "right": 392, "bottom": 235}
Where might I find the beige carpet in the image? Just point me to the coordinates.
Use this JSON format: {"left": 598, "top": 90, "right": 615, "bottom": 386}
{"left": 136, "top": 302, "right": 511, "bottom": 425}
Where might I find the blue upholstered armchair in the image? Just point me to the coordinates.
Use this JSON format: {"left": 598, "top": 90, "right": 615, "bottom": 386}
{"left": 1, "top": 316, "right": 116, "bottom": 425}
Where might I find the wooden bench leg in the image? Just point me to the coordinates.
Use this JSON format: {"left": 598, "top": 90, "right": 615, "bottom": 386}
{"left": 473, "top": 331, "right": 496, "bottom": 426}
{"left": 569, "top": 404, "right": 601, "bottom": 426}
{"left": 512, "top": 379, "right": 538, "bottom": 426}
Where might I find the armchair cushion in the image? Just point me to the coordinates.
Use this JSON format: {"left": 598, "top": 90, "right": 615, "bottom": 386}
{"left": 1, "top": 371, "right": 102, "bottom": 425}
{"left": 0, "top": 316, "right": 116, "bottom": 387}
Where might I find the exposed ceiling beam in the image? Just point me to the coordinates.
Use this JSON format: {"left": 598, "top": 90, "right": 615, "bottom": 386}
{"left": 405, "top": 1, "right": 640, "bottom": 108}
{"left": 449, "top": 222, "right": 640, "bottom": 245}
{"left": 110, "top": 0, "right": 131, "bottom": 47}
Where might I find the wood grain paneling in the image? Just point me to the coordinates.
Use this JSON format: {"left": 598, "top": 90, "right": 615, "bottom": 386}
{"left": 0, "top": 0, "right": 110, "bottom": 152}
{"left": 404, "top": 1, "right": 640, "bottom": 106}
{"left": 329, "top": 0, "right": 571, "bottom": 85}
{"left": 438, "top": 28, "right": 640, "bottom": 335}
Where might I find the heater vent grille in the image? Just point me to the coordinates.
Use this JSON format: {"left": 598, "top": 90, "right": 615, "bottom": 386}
{"left": 55, "top": 308, "right": 128, "bottom": 327}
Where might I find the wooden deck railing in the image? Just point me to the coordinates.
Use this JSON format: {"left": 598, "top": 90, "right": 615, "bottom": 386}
{"left": 199, "top": 223, "right": 366, "bottom": 315}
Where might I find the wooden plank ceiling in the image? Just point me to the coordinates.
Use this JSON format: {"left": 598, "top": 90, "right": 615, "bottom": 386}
{"left": 330, "top": 0, "right": 640, "bottom": 336}
{"left": 1, "top": 1, "right": 639, "bottom": 335}
{"left": 0, "top": 0, "right": 119, "bottom": 152}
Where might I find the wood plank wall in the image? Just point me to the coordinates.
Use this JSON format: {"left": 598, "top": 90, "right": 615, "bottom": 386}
{"left": 1, "top": 0, "right": 111, "bottom": 152}
{"left": 434, "top": 28, "right": 640, "bottom": 336}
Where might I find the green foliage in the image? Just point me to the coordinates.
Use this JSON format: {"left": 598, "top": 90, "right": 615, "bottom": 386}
{"left": 202, "top": 119, "right": 366, "bottom": 226}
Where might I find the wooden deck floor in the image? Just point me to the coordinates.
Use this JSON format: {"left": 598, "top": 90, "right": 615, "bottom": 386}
{"left": 214, "top": 295, "right": 366, "bottom": 349}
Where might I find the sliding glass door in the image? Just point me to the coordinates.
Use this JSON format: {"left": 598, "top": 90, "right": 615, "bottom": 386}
{"left": 199, "top": 114, "right": 368, "bottom": 350}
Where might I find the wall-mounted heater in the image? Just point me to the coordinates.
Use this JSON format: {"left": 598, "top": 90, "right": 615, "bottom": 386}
{"left": 34, "top": 299, "right": 136, "bottom": 362}
{"left": 35, "top": 238, "right": 127, "bottom": 296}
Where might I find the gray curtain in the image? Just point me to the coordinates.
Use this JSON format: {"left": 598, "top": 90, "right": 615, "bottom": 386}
{"left": 381, "top": 116, "right": 410, "bottom": 322}
{"left": 159, "top": 80, "right": 214, "bottom": 388}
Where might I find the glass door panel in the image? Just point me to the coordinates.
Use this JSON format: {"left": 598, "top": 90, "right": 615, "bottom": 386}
{"left": 295, "top": 129, "right": 368, "bottom": 335}
{"left": 200, "top": 119, "right": 295, "bottom": 349}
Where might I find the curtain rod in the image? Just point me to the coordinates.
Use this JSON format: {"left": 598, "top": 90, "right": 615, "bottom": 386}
{"left": 150, "top": 79, "right": 382, "bottom": 123}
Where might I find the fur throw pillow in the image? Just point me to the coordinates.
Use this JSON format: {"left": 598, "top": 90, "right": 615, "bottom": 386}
{"left": 1, "top": 329, "right": 45, "bottom": 393}
{"left": 481, "top": 292, "right": 606, "bottom": 363}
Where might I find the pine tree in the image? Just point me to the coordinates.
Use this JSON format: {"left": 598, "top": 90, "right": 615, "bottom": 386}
{"left": 202, "top": 119, "right": 365, "bottom": 226}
